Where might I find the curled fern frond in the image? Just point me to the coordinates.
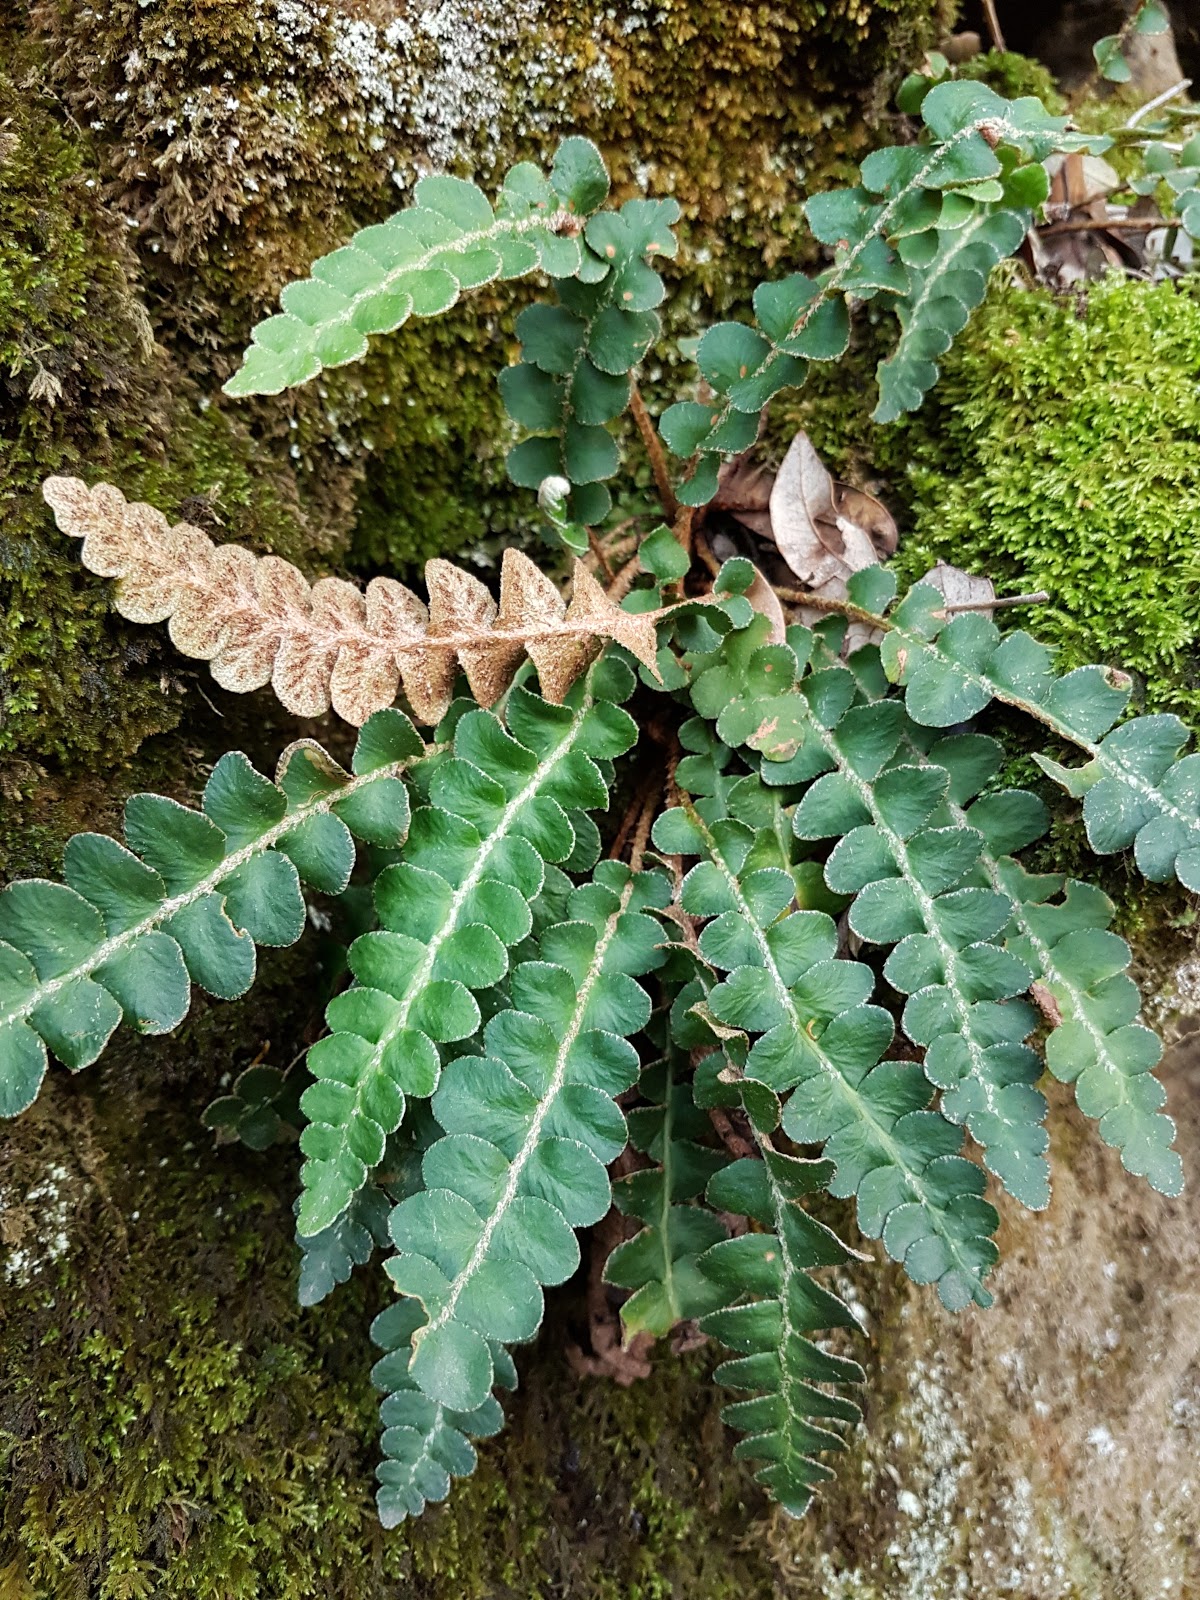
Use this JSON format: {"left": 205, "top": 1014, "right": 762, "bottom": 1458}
{"left": 653, "top": 790, "right": 999, "bottom": 1311}
{"left": 42, "top": 477, "right": 664, "bottom": 726}
{"left": 384, "top": 861, "right": 670, "bottom": 1412}
{"left": 224, "top": 139, "right": 613, "bottom": 397}
{"left": 296, "top": 660, "right": 638, "bottom": 1237}
{"left": 700, "top": 1143, "right": 865, "bottom": 1518}
{"left": 370, "top": 1299, "right": 517, "bottom": 1527}
{"left": 0, "top": 711, "right": 421, "bottom": 1119}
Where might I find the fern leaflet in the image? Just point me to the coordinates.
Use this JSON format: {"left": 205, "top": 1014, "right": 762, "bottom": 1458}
{"left": 604, "top": 1053, "right": 729, "bottom": 1338}
{"left": 225, "top": 139, "right": 612, "bottom": 397}
{"left": 370, "top": 1299, "right": 517, "bottom": 1526}
{"left": 385, "top": 861, "right": 669, "bottom": 1410}
{"left": 653, "top": 791, "right": 999, "bottom": 1310}
{"left": 297, "top": 659, "right": 637, "bottom": 1237}
{"left": 0, "top": 711, "right": 421, "bottom": 1118}
{"left": 700, "top": 1142, "right": 865, "bottom": 1517}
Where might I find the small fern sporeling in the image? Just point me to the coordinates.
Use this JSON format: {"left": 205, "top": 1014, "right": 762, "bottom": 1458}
{"left": 10, "top": 84, "right": 1190, "bottom": 1532}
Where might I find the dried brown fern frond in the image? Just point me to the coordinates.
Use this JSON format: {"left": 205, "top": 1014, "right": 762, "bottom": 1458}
{"left": 42, "top": 477, "right": 664, "bottom": 725}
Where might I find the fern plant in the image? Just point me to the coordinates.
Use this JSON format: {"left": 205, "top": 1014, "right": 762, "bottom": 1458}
{"left": 5, "top": 87, "right": 1191, "bottom": 1530}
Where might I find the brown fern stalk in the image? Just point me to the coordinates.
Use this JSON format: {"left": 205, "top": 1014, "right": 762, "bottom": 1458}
{"left": 42, "top": 478, "right": 666, "bottom": 726}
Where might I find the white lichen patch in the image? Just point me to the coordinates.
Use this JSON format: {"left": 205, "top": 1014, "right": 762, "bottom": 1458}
{"left": 302, "top": 0, "right": 588, "bottom": 184}
{"left": 1, "top": 1163, "right": 87, "bottom": 1286}
{"left": 1147, "top": 955, "right": 1200, "bottom": 1024}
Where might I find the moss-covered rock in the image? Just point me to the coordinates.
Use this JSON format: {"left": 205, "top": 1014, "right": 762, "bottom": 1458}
{"left": 0, "top": 54, "right": 346, "bottom": 775}
{"left": 883, "top": 273, "right": 1200, "bottom": 716}
{"left": 2, "top": 3, "right": 964, "bottom": 1593}
{"left": 3, "top": 0, "right": 948, "bottom": 778}
{"left": 7, "top": 8, "right": 1200, "bottom": 1594}
{"left": 0, "top": 1050, "right": 778, "bottom": 1600}
{"left": 782, "top": 271, "right": 1200, "bottom": 718}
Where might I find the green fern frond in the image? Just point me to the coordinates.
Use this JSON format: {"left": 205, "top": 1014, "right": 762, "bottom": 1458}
{"left": 999, "top": 863, "right": 1182, "bottom": 1196}
{"left": 700, "top": 1143, "right": 865, "bottom": 1517}
{"left": 296, "top": 1185, "right": 392, "bottom": 1308}
{"left": 692, "top": 612, "right": 1050, "bottom": 1214}
{"left": 660, "top": 83, "right": 1071, "bottom": 504}
{"left": 783, "top": 705, "right": 1050, "bottom": 1211}
{"left": 891, "top": 715, "right": 1179, "bottom": 1197}
{"left": 296, "top": 658, "right": 638, "bottom": 1237}
{"left": 369, "top": 1299, "right": 516, "bottom": 1527}
{"left": 503, "top": 197, "right": 681, "bottom": 528}
{"left": 868, "top": 578, "right": 1200, "bottom": 892}
{"left": 872, "top": 196, "right": 1034, "bottom": 423}
{"left": 0, "top": 711, "right": 422, "bottom": 1118}
{"left": 225, "top": 139, "right": 612, "bottom": 397}
{"left": 652, "top": 791, "right": 999, "bottom": 1311}
{"left": 384, "top": 860, "right": 669, "bottom": 1412}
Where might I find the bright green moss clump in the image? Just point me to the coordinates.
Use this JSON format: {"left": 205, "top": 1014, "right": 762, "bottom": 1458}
{"left": 879, "top": 274, "right": 1200, "bottom": 715}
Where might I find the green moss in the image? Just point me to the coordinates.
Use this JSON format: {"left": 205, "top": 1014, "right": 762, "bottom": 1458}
{"left": 1, "top": 1051, "right": 778, "bottom": 1600}
{"left": 776, "top": 272, "right": 1200, "bottom": 719}
{"left": 22, "top": 0, "right": 948, "bottom": 586}
{"left": 0, "top": 55, "right": 356, "bottom": 773}
{"left": 957, "top": 48, "right": 1066, "bottom": 110}
{"left": 2, "top": 0, "right": 949, "bottom": 761}
{"left": 880, "top": 273, "right": 1200, "bottom": 715}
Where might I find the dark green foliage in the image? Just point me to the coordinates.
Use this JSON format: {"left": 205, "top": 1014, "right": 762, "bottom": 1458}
{"left": 701, "top": 1145, "right": 865, "bottom": 1517}
{"left": 4, "top": 67, "right": 1194, "bottom": 1556}
{"left": 297, "top": 660, "right": 637, "bottom": 1239}
{"left": 503, "top": 198, "right": 681, "bottom": 526}
{"left": 202, "top": 1062, "right": 299, "bottom": 1150}
{"left": 0, "top": 713, "right": 421, "bottom": 1120}
{"left": 605, "top": 1055, "right": 730, "bottom": 1337}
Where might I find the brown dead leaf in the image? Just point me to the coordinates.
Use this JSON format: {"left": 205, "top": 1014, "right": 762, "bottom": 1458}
{"left": 1030, "top": 150, "right": 1157, "bottom": 288}
{"left": 1047, "top": 151, "right": 1121, "bottom": 216}
{"left": 43, "top": 476, "right": 666, "bottom": 726}
{"left": 712, "top": 449, "right": 773, "bottom": 539}
{"left": 744, "top": 567, "right": 787, "bottom": 645}
{"left": 768, "top": 432, "right": 897, "bottom": 597}
{"left": 1030, "top": 980, "right": 1064, "bottom": 1030}
{"left": 735, "top": 431, "right": 898, "bottom": 653}
{"left": 922, "top": 559, "right": 996, "bottom": 611}
{"left": 565, "top": 1202, "right": 654, "bottom": 1386}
